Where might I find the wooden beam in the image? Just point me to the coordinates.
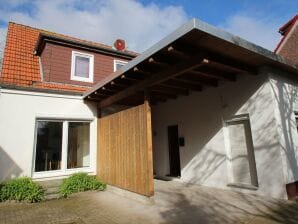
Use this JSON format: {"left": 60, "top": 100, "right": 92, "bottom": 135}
{"left": 87, "top": 95, "right": 104, "bottom": 101}
{"left": 172, "top": 41, "right": 257, "bottom": 74}
{"left": 120, "top": 75, "right": 143, "bottom": 82}
{"left": 189, "top": 69, "right": 236, "bottom": 82}
{"left": 87, "top": 95, "right": 102, "bottom": 101}
{"left": 99, "top": 88, "right": 118, "bottom": 93}
{"left": 94, "top": 92, "right": 110, "bottom": 97}
{"left": 176, "top": 74, "right": 218, "bottom": 87}
{"left": 151, "top": 90, "right": 177, "bottom": 99}
{"left": 109, "top": 81, "right": 128, "bottom": 88}
{"left": 205, "top": 57, "right": 257, "bottom": 75}
{"left": 152, "top": 85, "right": 189, "bottom": 96}
{"left": 163, "top": 79, "right": 202, "bottom": 91}
{"left": 167, "top": 45, "right": 191, "bottom": 59}
{"left": 148, "top": 57, "right": 169, "bottom": 67}
{"left": 99, "top": 55, "right": 206, "bottom": 108}
{"left": 133, "top": 66, "right": 151, "bottom": 76}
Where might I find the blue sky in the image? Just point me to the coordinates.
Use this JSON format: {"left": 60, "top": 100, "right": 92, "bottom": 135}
{"left": 0, "top": 0, "right": 297, "bottom": 52}
{"left": 141, "top": 0, "right": 297, "bottom": 25}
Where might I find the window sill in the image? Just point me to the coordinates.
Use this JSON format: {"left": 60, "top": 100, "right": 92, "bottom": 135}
{"left": 227, "top": 183, "right": 258, "bottom": 191}
{"left": 70, "top": 76, "right": 93, "bottom": 83}
{"left": 32, "top": 167, "right": 94, "bottom": 179}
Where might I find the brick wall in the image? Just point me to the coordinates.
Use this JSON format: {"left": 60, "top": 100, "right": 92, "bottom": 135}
{"left": 277, "top": 23, "right": 298, "bottom": 65}
{"left": 41, "top": 43, "right": 130, "bottom": 87}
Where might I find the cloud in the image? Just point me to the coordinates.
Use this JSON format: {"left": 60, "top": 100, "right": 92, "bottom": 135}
{"left": 219, "top": 13, "right": 282, "bottom": 51}
{"left": 0, "top": 0, "right": 188, "bottom": 52}
{"left": 0, "top": 27, "right": 7, "bottom": 54}
{"left": 0, "top": 1, "right": 286, "bottom": 53}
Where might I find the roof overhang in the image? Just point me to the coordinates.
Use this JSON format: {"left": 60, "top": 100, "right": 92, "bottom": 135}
{"left": 34, "top": 33, "right": 137, "bottom": 59}
{"left": 84, "top": 18, "right": 298, "bottom": 108}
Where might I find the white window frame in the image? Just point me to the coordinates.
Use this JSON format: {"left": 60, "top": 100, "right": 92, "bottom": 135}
{"left": 113, "top": 59, "right": 127, "bottom": 72}
{"left": 32, "top": 118, "right": 94, "bottom": 179}
{"left": 223, "top": 114, "right": 258, "bottom": 190}
{"left": 71, "top": 51, "right": 94, "bottom": 83}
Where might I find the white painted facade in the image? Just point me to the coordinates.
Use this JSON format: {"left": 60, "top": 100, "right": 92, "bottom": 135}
{"left": 269, "top": 69, "right": 298, "bottom": 187}
{"left": 0, "top": 68, "right": 298, "bottom": 199}
{"left": 0, "top": 88, "right": 98, "bottom": 181}
{"left": 152, "top": 70, "right": 298, "bottom": 199}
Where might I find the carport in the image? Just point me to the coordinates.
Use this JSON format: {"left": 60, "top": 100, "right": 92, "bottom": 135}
{"left": 84, "top": 18, "right": 297, "bottom": 197}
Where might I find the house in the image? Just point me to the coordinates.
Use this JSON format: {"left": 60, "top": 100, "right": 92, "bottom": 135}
{"left": 1, "top": 18, "right": 298, "bottom": 200}
{"left": 0, "top": 22, "right": 136, "bottom": 180}
{"left": 275, "top": 14, "right": 298, "bottom": 65}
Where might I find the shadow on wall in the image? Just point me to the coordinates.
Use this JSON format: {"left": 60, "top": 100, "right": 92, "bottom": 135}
{"left": 83, "top": 100, "right": 98, "bottom": 116}
{"left": 153, "top": 73, "right": 280, "bottom": 188}
{"left": 270, "top": 75, "right": 298, "bottom": 181}
{"left": 156, "top": 182, "right": 298, "bottom": 224}
{"left": 0, "top": 146, "right": 22, "bottom": 182}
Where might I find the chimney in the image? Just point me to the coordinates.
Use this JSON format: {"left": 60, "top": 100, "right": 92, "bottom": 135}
{"left": 114, "top": 39, "right": 126, "bottom": 51}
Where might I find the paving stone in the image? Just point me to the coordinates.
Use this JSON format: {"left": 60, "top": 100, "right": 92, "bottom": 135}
{"left": 0, "top": 180, "right": 297, "bottom": 224}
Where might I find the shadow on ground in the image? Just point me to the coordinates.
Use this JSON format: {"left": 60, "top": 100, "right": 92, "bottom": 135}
{"left": 156, "top": 180, "right": 298, "bottom": 224}
{"left": 0, "top": 180, "right": 297, "bottom": 224}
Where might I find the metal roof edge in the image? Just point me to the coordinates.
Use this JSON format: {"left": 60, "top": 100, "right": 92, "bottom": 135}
{"left": 192, "top": 18, "right": 291, "bottom": 66}
{"left": 83, "top": 19, "right": 196, "bottom": 98}
{"left": 83, "top": 18, "right": 298, "bottom": 98}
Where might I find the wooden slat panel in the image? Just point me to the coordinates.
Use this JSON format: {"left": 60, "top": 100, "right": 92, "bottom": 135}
{"left": 97, "top": 103, "right": 154, "bottom": 196}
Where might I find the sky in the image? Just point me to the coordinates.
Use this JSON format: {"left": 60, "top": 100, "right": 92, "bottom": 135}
{"left": 0, "top": 0, "right": 297, "bottom": 53}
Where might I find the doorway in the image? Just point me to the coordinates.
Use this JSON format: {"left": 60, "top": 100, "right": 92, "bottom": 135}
{"left": 168, "top": 125, "right": 181, "bottom": 177}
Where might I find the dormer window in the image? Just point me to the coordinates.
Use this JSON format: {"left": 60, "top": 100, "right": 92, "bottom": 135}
{"left": 114, "top": 60, "right": 127, "bottom": 72}
{"left": 71, "top": 51, "right": 94, "bottom": 82}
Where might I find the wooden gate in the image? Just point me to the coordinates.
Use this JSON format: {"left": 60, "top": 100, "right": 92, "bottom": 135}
{"left": 97, "top": 102, "right": 154, "bottom": 196}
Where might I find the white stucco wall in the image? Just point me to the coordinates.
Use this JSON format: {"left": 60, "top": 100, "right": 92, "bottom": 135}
{"left": 0, "top": 88, "right": 97, "bottom": 181}
{"left": 269, "top": 69, "right": 298, "bottom": 186}
{"left": 152, "top": 72, "right": 289, "bottom": 199}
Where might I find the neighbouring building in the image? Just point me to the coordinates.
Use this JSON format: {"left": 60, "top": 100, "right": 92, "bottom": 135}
{"left": 1, "top": 17, "right": 298, "bottom": 200}
{"left": 275, "top": 14, "right": 298, "bottom": 65}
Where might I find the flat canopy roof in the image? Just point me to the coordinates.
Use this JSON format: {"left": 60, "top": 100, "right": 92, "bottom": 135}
{"left": 84, "top": 18, "right": 298, "bottom": 108}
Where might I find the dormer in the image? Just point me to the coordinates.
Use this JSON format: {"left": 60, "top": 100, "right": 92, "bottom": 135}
{"left": 0, "top": 22, "right": 138, "bottom": 93}
{"left": 34, "top": 33, "right": 136, "bottom": 87}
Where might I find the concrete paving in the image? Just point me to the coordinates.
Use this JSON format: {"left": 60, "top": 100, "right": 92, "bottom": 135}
{"left": 0, "top": 180, "right": 297, "bottom": 224}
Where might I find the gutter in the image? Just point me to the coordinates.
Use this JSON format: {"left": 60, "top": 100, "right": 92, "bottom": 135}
{"left": 0, "top": 83, "right": 84, "bottom": 96}
{"left": 34, "top": 33, "right": 138, "bottom": 60}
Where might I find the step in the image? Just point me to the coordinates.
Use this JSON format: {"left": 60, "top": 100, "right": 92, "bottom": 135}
{"left": 45, "top": 193, "right": 60, "bottom": 200}
{"left": 44, "top": 186, "right": 60, "bottom": 195}
{"left": 36, "top": 179, "right": 64, "bottom": 188}
{"left": 35, "top": 179, "right": 65, "bottom": 200}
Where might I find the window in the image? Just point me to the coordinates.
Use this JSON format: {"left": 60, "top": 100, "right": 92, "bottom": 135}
{"left": 225, "top": 115, "right": 258, "bottom": 189}
{"left": 35, "top": 121, "right": 63, "bottom": 172}
{"left": 114, "top": 60, "right": 127, "bottom": 72}
{"left": 67, "top": 122, "right": 90, "bottom": 168}
{"left": 34, "top": 120, "right": 91, "bottom": 174}
{"left": 71, "top": 51, "right": 94, "bottom": 82}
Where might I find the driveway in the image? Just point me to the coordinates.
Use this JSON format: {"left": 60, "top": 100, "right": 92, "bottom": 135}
{"left": 0, "top": 180, "right": 297, "bottom": 224}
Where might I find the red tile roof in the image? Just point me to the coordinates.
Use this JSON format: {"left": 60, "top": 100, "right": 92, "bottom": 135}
{"left": 0, "top": 22, "right": 136, "bottom": 93}
{"left": 275, "top": 15, "right": 298, "bottom": 53}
